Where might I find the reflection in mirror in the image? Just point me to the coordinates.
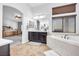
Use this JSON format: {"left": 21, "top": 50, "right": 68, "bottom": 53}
{"left": 37, "top": 20, "right": 40, "bottom": 30}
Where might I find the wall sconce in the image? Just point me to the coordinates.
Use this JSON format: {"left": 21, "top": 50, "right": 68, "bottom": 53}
{"left": 15, "top": 14, "right": 22, "bottom": 20}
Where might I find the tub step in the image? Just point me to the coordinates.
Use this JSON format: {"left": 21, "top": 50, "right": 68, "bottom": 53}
{"left": 44, "top": 50, "right": 59, "bottom": 56}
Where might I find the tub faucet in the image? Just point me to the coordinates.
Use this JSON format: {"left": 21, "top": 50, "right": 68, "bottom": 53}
{"left": 64, "top": 34, "right": 67, "bottom": 39}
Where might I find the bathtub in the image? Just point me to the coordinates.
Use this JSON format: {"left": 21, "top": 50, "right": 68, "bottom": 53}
{"left": 47, "top": 35, "right": 79, "bottom": 56}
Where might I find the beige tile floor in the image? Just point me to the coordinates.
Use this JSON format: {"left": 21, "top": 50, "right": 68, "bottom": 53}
{"left": 10, "top": 42, "right": 50, "bottom": 56}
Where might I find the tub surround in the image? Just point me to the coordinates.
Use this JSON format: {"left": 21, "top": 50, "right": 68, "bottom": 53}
{"left": 47, "top": 35, "right": 79, "bottom": 56}
{"left": 48, "top": 32, "right": 79, "bottom": 36}
{"left": 47, "top": 35, "right": 79, "bottom": 46}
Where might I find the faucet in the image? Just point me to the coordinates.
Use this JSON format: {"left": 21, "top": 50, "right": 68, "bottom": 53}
{"left": 64, "top": 34, "right": 67, "bottom": 39}
{"left": 63, "top": 34, "right": 69, "bottom": 40}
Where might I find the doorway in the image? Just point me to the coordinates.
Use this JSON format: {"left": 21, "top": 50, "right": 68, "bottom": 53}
{"left": 2, "top": 5, "right": 23, "bottom": 45}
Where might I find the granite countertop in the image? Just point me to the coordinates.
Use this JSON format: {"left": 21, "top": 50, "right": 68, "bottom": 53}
{"left": 28, "top": 30, "right": 47, "bottom": 32}
{"left": 0, "top": 38, "right": 13, "bottom": 46}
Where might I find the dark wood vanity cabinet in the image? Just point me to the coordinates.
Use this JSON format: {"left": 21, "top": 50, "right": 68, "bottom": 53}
{"left": 28, "top": 32, "right": 47, "bottom": 44}
{"left": 0, "top": 44, "right": 10, "bottom": 56}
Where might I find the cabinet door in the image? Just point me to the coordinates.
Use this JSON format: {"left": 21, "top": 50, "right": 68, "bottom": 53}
{"left": 39, "top": 32, "right": 47, "bottom": 44}
{"left": 28, "top": 32, "right": 38, "bottom": 42}
{"left": 32, "top": 32, "right": 38, "bottom": 42}
{"left": 0, "top": 44, "right": 10, "bottom": 56}
{"left": 28, "top": 32, "right": 32, "bottom": 41}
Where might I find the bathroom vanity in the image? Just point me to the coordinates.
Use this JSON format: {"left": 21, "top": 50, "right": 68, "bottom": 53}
{"left": 28, "top": 31, "right": 47, "bottom": 44}
{"left": 0, "top": 39, "right": 13, "bottom": 56}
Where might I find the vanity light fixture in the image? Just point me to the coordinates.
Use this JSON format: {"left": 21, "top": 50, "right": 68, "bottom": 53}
{"left": 15, "top": 14, "right": 22, "bottom": 20}
{"left": 33, "top": 15, "right": 45, "bottom": 19}
{"left": 33, "top": 16, "right": 39, "bottom": 19}
{"left": 39, "top": 15, "right": 45, "bottom": 19}
{"left": 15, "top": 15, "right": 22, "bottom": 20}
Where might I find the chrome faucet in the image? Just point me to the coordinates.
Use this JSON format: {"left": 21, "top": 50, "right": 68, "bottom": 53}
{"left": 64, "top": 34, "right": 67, "bottom": 39}
{"left": 63, "top": 34, "right": 69, "bottom": 40}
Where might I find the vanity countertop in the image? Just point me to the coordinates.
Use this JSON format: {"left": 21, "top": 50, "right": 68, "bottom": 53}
{"left": 0, "top": 38, "right": 13, "bottom": 46}
{"left": 28, "top": 30, "right": 47, "bottom": 32}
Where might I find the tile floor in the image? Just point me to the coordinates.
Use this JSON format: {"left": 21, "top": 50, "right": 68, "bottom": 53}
{"left": 3, "top": 35, "right": 56, "bottom": 56}
{"left": 10, "top": 42, "right": 50, "bottom": 56}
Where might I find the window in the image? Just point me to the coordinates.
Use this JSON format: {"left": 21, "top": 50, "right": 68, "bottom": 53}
{"left": 52, "top": 17, "right": 63, "bottom": 32}
{"left": 52, "top": 16, "right": 76, "bottom": 33}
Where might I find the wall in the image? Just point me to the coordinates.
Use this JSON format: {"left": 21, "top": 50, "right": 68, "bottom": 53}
{"left": 76, "top": 4, "right": 79, "bottom": 34}
{"left": 0, "top": 3, "right": 33, "bottom": 43}
{"left": 0, "top": 3, "right": 79, "bottom": 43}
{"left": 32, "top": 3, "right": 69, "bottom": 16}
{"left": 0, "top": 4, "right": 2, "bottom": 37}
{"left": 3, "top": 19, "right": 18, "bottom": 29}
{"left": 32, "top": 3, "right": 79, "bottom": 34}
{"left": 3, "top": 6, "right": 22, "bottom": 29}
{"left": 38, "top": 18, "right": 49, "bottom": 31}
{"left": 31, "top": 3, "right": 71, "bottom": 33}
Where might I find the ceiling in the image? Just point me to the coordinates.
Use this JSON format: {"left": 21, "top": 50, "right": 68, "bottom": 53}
{"left": 28, "top": 3, "right": 46, "bottom": 7}
{"left": 28, "top": 3, "right": 71, "bottom": 8}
